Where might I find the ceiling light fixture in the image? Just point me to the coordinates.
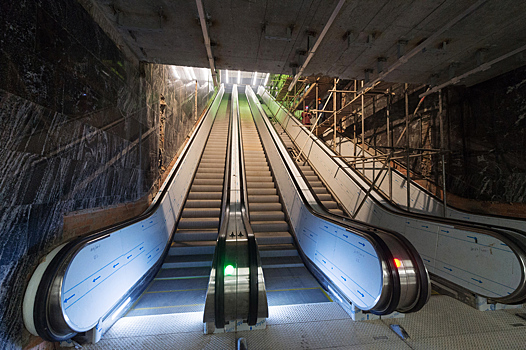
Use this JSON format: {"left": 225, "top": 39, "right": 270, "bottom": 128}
{"left": 263, "top": 73, "right": 270, "bottom": 86}
{"left": 171, "top": 66, "right": 180, "bottom": 79}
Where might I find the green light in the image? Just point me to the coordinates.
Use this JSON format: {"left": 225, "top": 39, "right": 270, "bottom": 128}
{"left": 225, "top": 265, "right": 235, "bottom": 276}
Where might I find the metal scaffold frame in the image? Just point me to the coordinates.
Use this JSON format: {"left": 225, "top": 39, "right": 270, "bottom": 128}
{"left": 286, "top": 77, "right": 450, "bottom": 218}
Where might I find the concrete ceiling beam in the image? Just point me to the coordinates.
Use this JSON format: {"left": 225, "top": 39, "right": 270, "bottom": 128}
{"left": 196, "top": 0, "right": 218, "bottom": 86}
{"left": 420, "top": 42, "right": 526, "bottom": 97}
{"left": 357, "top": 0, "right": 488, "bottom": 96}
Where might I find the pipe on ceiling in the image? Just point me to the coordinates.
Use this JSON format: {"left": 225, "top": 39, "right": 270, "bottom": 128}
{"left": 196, "top": 0, "right": 219, "bottom": 86}
{"left": 288, "top": 0, "right": 346, "bottom": 92}
{"left": 358, "top": 0, "right": 487, "bottom": 96}
{"left": 420, "top": 42, "right": 526, "bottom": 97}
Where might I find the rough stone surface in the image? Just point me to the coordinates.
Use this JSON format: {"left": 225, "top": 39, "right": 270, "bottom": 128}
{"left": 341, "top": 65, "right": 526, "bottom": 207}
{"left": 0, "top": 1, "right": 213, "bottom": 349}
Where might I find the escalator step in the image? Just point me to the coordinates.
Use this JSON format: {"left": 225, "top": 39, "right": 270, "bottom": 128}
{"left": 245, "top": 182, "right": 275, "bottom": 189}
{"left": 321, "top": 201, "right": 338, "bottom": 209}
{"left": 312, "top": 187, "right": 329, "bottom": 195}
{"left": 192, "top": 178, "right": 224, "bottom": 186}
{"left": 195, "top": 173, "right": 224, "bottom": 179}
{"left": 261, "top": 256, "right": 303, "bottom": 268}
{"left": 330, "top": 209, "right": 344, "bottom": 216}
{"left": 248, "top": 195, "right": 280, "bottom": 203}
{"left": 187, "top": 192, "right": 222, "bottom": 200}
{"left": 174, "top": 229, "right": 218, "bottom": 242}
{"left": 250, "top": 211, "right": 285, "bottom": 221}
{"left": 306, "top": 175, "right": 320, "bottom": 182}
{"left": 247, "top": 188, "right": 276, "bottom": 195}
{"left": 190, "top": 184, "right": 223, "bottom": 192}
{"left": 317, "top": 194, "right": 332, "bottom": 201}
{"left": 184, "top": 200, "right": 221, "bottom": 208}
{"left": 181, "top": 208, "right": 221, "bottom": 218}
{"left": 169, "top": 241, "right": 216, "bottom": 255}
{"left": 162, "top": 254, "right": 214, "bottom": 268}
{"left": 177, "top": 217, "right": 219, "bottom": 229}
{"left": 254, "top": 232, "right": 293, "bottom": 245}
{"left": 251, "top": 220, "right": 289, "bottom": 232}
{"left": 245, "top": 176, "right": 273, "bottom": 182}
{"left": 249, "top": 202, "right": 282, "bottom": 211}
{"left": 195, "top": 168, "right": 223, "bottom": 174}
{"left": 245, "top": 170, "right": 271, "bottom": 177}
{"left": 157, "top": 266, "right": 211, "bottom": 279}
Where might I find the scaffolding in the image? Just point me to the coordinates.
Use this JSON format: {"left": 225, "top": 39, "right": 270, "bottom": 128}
{"left": 289, "top": 78, "right": 449, "bottom": 218}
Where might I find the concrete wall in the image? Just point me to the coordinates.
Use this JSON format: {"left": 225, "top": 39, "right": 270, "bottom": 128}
{"left": 0, "top": 1, "right": 212, "bottom": 348}
{"left": 340, "top": 64, "right": 526, "bottom": 207}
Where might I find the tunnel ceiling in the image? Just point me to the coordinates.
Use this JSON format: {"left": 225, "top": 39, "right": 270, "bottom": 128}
{"left": 86, "top": 0, "right": 526, "bottom": 87}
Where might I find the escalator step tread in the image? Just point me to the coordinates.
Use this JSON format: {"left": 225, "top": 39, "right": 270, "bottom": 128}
{"left": 258, "top": 243, "right": 296, "bottom": 251}
{"left": 250, "top": 202, "right": 282, "bottom": 211}
{"left": 163, "top": 254, "right": 214, "bottom": 269}
{"left": 174, "top": 231, "right": 218, "bottom": 242}
{"left": 170, "top": 241, "right": 216, "bottom": 255}
{"left": 321, "top": 201, "right": 338, "bottom": 209}
{"left": 187, "top": 192, "right": 222, "bottom": 199}
{"left": 184, "top": 199, "right": 221, "bottom": 208}
{"left": 157, "top": 266, "right": 211, "bottom": 279}
{"left": 248, "top": 195, "right": 280, "bottom": 202}
{"left": 251, "top": 221, "right": 289, "bottom": 232}
{"left": 261, "top": 255, "right": 303, "bottom": 268}
{"left": 254, "top": 232, "right": 293, "bottom": 245}
{"left": 250, "top": 211, "right": 285, "bottom": 221}
{"left": 245, "top": 182, "right": 275, "bottom": 189}
{"left": 181, "top": 208, "right": 221, "bottom": 218}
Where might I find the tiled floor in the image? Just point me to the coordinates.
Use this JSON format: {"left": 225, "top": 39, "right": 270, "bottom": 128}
{"left": 79, "top": 295, "right": 526, "bottom": 350}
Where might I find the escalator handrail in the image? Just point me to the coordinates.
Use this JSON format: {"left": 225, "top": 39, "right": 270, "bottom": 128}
{"left": 267, "top": 88, "right": 526, "bottom": 232}
{"left": 246, "top": 87, "right": 415, "bottom": 314}
{"left": 31, "top": 85, "right": 225, "bottom": 340}
{"left": 339, "top": 130, "right": 526, "bottom": 224}
{"left": 236, "top": 87, "right": 261, "bottom": 326}
{"left": 260, "top": 88, "right": 526, "bottom": 304}
{"left": 257, "top": 94, "right": 431, "bottom": 311}
{"left": 211, "top": 91, "right": 235, "bottom": 329}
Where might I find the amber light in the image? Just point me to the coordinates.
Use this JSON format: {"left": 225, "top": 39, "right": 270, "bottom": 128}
{"left": 394, "top": 258, "right": 402, "bottom": 268}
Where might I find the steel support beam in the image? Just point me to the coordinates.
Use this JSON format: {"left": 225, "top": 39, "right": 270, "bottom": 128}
{"left": 196, "top": 0, "right": 218, "bottom": 86}
{"left": 353, "top": 0, "right": 487, "bottom": 99}
{"left": 288, "top": 0, "right": 346, "bottom": 92}
{"left": 420, "top": 43, "right": 526, "bottom": 97}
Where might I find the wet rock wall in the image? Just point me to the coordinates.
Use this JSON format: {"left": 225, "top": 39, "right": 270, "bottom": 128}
{"left": 0, "top": 1, "right": 213, "bottom": 348}
{"left": 341, "top": 64, "right": 526, "bottom": 205}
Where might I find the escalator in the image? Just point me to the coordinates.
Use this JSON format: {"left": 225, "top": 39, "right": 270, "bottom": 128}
{"left": 22, "top": 84, "right": 432, "bottom": 346}
{"left": 22, "top": 86, "right": 231, "bottom": 342}
{"left": 239, "top": 94, "right": 331, "bottom": 306}
{"left": 258, "top": 86, "right": 526, "bottom": 306}
{"left": 125, "top": 94, "right": 231, "bottom": 317}
{"left": 328, "top": 131, "right": 526, "bottom": 232}
{"left": 242, "top": 87, "right": 430, "bottom": 315}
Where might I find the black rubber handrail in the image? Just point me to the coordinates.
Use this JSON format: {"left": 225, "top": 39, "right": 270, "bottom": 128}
{"left": 261, "top": 90, "right": 526, "bottom": 304}
{"left": 212, "top": 93, "right": 235, "bottom": 329}
{"left": 33, "top": 87, "right": 225, "bottom": 341}
{"left": 237, "top": 92, "right": 261, "bottom": 326}
{"left": 246, "top": 90, "right": 418, "bottom": 314}
{"left": 339, "top": 131, "right": 526, "bottom": 223}
{"left": 259, "top": 102, "right": 430, "bottom": 313}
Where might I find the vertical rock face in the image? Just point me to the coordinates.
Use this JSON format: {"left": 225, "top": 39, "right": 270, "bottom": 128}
{"left": 0, "top": 1, "right": 213, "bottom": 348}
{"left": 341, "top": 65, "right": 526, "bottom": 206}
{"left": 444, "top": 69, "right": 526, "bottom": 203}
